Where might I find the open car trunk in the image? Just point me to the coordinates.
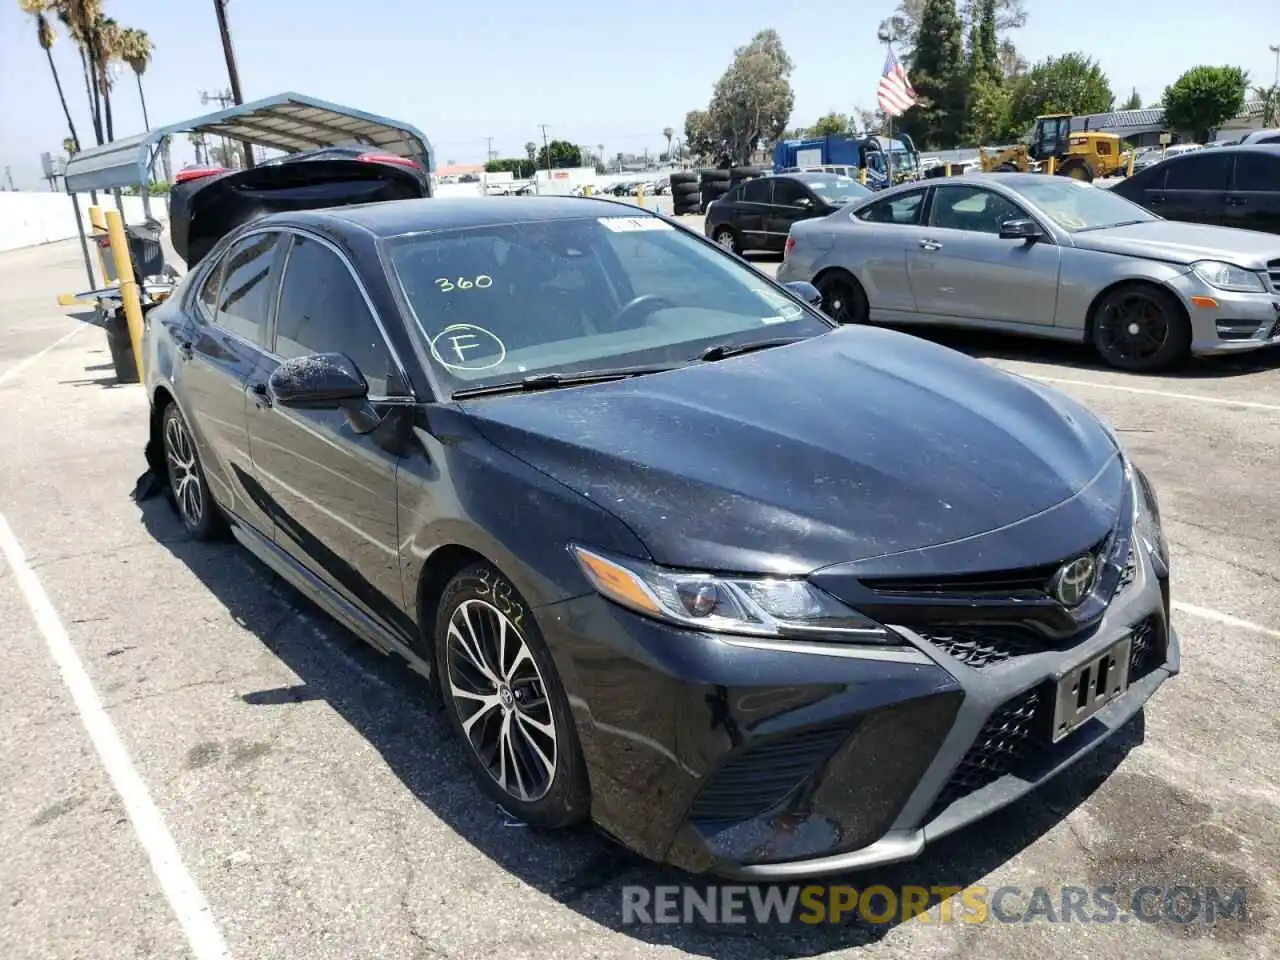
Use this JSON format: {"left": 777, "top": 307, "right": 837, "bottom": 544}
{"left": 170, "top": 159, "right": 428, "bottom": 268}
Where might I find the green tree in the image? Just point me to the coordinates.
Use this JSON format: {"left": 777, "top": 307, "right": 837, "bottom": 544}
{"left": 119, "top": 26, "right": 153, "bottom": 129}
{"left": 706, "top": 29, "right": 795, "bottom": 164}
{"left": 810, "top": 111, "right": 851, "bottom": 136}
{"left": 535, "top": 139, "right": 581, "bottom": 169}
{"left": 880, "top": 0, "right": 1024, "bottom": 55}
{"left": 486, "top": 157, "right": 535, "bottom": 178}
{"left": 968, "top": 77, "right": 1022, "bottom": 144}
{"left": 684, "top": 108, "right": 715, "bottom": 160}
{"left": 1162, "top": 66, "right": 1249, "bottom": 140}
{"left": 1119, "top": 87, "right": 1142, "bottom": 110}
{"left": 902, "top": 0, "right": 968, "bottom": 148}
{"left": 1008, "top": 53, "right": 1114, "bottom": 130}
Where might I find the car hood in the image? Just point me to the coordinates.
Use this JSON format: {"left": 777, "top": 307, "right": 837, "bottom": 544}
{"left": 461, "top": 327, "right": 1122, "bottom": 574}
{"left": 1071, "top": 220, "right": 1280, "bottom": 269}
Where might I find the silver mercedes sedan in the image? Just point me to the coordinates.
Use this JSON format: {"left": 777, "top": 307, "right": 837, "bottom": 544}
{"left": 775, "top": 173, "right": 1280, "bottom": 370}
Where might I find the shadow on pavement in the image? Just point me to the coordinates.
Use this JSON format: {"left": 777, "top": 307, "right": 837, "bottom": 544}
{"left": 138, "top": 496, "right": 1143, "bottom": 957}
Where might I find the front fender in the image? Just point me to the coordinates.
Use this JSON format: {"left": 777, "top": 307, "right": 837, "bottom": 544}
{"left": 1056, "top": 248, "right": 1192, "bottom": 333}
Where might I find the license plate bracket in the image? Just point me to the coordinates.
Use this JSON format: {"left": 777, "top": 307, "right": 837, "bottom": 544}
{"left": 1051, "top": 636, "right": 1132, "bottom": 742}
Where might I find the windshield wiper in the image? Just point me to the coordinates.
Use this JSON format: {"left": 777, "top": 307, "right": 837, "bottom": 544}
{"left": 698, "top": 337, "right": 808, "bottom": 362}
{"left": 451, "top": 364, "right": 676, "bottom": 399}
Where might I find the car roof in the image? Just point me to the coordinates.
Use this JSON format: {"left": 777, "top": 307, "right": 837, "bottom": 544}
{"left": 277, "top": 196, "right": 662, "bottom": 238}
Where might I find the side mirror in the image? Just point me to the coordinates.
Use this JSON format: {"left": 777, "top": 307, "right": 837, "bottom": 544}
{"left": 999, "top": 218, "right": 1045, "bottom": 242}
{"left": 783, "top": 280, "right": 823, "bottom": 308}
{"left": 269, "top": 352, "right": 369, "bottom": 409}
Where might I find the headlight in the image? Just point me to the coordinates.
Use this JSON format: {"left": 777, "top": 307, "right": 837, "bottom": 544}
{"left": 1130, "top": 464, "right": 1169, "bottom": 569}
{"left": 1191, "top": 260, "right": 1266, "bottom": 293}
{"left": 570, "top": 545, "right": 895, "bottom": 642}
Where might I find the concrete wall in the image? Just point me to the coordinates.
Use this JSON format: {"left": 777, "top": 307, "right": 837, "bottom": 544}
{"left": 0, "top": 192, "right": 169, "bottom": 253}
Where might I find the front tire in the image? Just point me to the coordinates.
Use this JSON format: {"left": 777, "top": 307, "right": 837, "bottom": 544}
{"left": 713, "top": 226, "right": 740, "bottom": 254}
{"left": 434, "top": 562, "right": 589, "bottom": 828}
{"left": 161, "top": 402, "right": 224, "bottom": 540}
{"left": 1090, "top": 283, "right": 1191, "bottom": 372}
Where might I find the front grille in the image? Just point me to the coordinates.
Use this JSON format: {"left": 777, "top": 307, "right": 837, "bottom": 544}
{"left": 688, "top": 722, "right": 853, "bottom": 825}
{"left": 1268, "top": 258, "right": 1280, "bottom": 292}
{"left": 861, "top": 562, "right": 1062, "bottom": 600}
{"left": 921, "top": 625, "right": 1069, "bottom": 668}
{"left": 925, "top": 687, "right": 1043, "bottom": 822}
{"left": 1128, "top": 617, "right": 1165, "bottom": 682}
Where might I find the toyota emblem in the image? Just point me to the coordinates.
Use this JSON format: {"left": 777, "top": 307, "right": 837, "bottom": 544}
{"left": 1051, "top": 555, "right": 1097, "bottom": 607}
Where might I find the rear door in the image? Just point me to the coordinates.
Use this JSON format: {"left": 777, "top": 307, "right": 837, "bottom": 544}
{"left": 180, "top": 231, "right": 285, "bottom": 537}
{"left": 908, "top": 183, "right": 1062, "bottom": 326}
{"left": 1226, "top": 151, "right": 1280, "bottom": 234}
{"left": 766, "top": 179, "right": 824, "bottom": 251}
{"left": 1154, "top": 152, "right": 1231, "bottom": 226}
{"left": 245, "top": 231, "right": 414, "bottom": 632}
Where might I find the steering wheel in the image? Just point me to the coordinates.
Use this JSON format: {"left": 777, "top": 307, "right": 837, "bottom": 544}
{"left": 608, "top": 294, "right": 676, "bottom": 330}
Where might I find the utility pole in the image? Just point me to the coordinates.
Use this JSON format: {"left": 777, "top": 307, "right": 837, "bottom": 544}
{"left": 486, "top": 136, "right": 495, "bottom": 164}
{"left": 1271, "top": 43, "right": 1280, "bottom": 89}
{"left": 539, "top": 124, "right": 551, "bottom": 191}
{"left": 4, "top": 166, "right": 14, "bottom": 191}
{"left": 211, "top": 0, "right": 254, "bottom": 168}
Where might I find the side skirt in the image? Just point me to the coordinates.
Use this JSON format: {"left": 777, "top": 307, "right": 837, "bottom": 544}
{"left": 229, "top": 520, "right": 435, "bottom": 682}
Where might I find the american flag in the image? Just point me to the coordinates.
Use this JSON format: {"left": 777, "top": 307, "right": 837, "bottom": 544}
{"left": 877, "top": 48, "right": 918, "bottom": 117}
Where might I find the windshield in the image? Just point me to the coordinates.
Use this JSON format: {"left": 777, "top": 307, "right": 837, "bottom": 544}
{"left": 386, "top": 215, "right": 833, "bottom": 394}
{"left": 796, "top": 174, "right": 871, "bottom": 204}
{"left": 1009, "top": 179, "right": 1159, "bottom": 232}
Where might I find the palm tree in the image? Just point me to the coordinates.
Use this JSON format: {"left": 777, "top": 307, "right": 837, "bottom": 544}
{"left": 90, "top": 15, "right": 122, "bottom": 141}
{"left": 524, "top": 141, "right": 537, "bottom": 163}
{"left": 662, "top": 126, "right": 673, "bottom": 162}
{"left": 18, "top": 0, "right": 81, "bottom": 152}
{"left": 119, "top": 26, "right": 153, "bottom": 129}
{"left": 1254, "top": 84, "right": 1280, "bottom": 128}
{"left": 54, "top": 0, "right": 104, "bottom": 145}
{"left": 187, "top": 131, "right": 208, "bottom": 166}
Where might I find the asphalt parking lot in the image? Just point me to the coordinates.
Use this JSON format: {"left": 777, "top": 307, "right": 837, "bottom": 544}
{"left": 2, "top": 234, "right": 1279, "bottom": 960}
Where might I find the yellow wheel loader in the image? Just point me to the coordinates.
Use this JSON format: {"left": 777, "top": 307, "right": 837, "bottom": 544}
{"left": 979, "top": 114, "right": 1133, "bottom": 182}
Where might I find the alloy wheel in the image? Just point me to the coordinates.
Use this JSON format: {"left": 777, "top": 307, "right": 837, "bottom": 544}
{"left": 1096, "top": 292, "right": 1169, "bottom": 364}
{"left": 445, "top": 598, "right": 557, "bottom": 803}
{"left": 714, "top": 229, "right": 737, "bottom": 252}
{"left": 817, "top": 275, "right": 864, "bottom": 324}
{"left": 164, "top": 413, "right": 205, "bottom": 530}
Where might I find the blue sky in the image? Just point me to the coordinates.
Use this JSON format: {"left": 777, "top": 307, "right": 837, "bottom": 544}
{"left": 1, "top": 0, "right": 1277, "bottom": 189}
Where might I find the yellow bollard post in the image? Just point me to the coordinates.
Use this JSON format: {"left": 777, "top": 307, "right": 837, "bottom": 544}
{"left": 1046, "top": 156, "right": 1056, "bottom": 176}
{"left": 944, "top": 163, "right": 952, "bottom": 177}
{"left": 637, "top": 184, "right": 645, "bottom": 208}
{"left": 104, "top": 208, "right": 146, "bottom": 383}
{"left": 87, "top": 205, "right": 112, "bottom": 285}
{"left": 858, "top": 167, "right": 867, "bottom": 185}
{"left": 1126, "top": 152, "right": 1135, "bottom": 177}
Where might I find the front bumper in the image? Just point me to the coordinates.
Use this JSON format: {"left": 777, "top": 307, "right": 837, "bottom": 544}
{"left": 540, "top": 533, "right": 1175, "bottom": 879}
{"left": 1167, "top": 271, "right": 1280, "bottom": 355}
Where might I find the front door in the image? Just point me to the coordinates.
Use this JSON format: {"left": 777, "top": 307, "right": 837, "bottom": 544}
{"left": 766, "top": 179, "right": 823, "bottom": 251}
{"left": 908, "top": 184, "right": 1062, "bottom": 325}
{"left": 179, "top": 231, "right": 286, "bottom": 537}
{"left": 245, "top": 231, "right": 412, "bottom": 633}
{"left": 1226, "top": 151, "right": 1280, "bottom": 234}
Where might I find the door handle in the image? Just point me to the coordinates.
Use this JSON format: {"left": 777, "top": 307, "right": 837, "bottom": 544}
{"left": 919, "top": 239, "right": 943, "bottom": 251}
{"left": 177, "top": 339, "right": 193, "bottom": 360}
{"left": 249, "top": 382, "right": 272, "bottom": 409}
{"left": 1149, "top": 194, "right": 1166, "bottom": 204}
{"left": 1227, "top": 197, "right": 1248, "bottom": 207}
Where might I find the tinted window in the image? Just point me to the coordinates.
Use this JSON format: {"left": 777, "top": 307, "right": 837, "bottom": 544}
{"left": 216, "top": 233, "right": 283, "bottom": 345}
{"left": 856, "top": 190, "right": 925, "bottom": 225}
{"left": 274, "top": 236, "right": 400, "bottom": 396}
{"left": 772, "top": 179, "right": 813, "bottom": 206}
{"left": 741, "top": 179, "right": 771, "bottom": 203}
{"left": 720, "top": 185, "right": 742, "bottom": 203}
{"left": 388, "top": 216, "right": 833, "bottom": 393}
{"left": 1165, "top": 153, "right": 1230, "bottom": 191}
{"left": 1235, "top": 153, "right": 1280, "bottom": 191}
{"left": 798, "top": 174, "right": 872, "bottom": 205}
{"left": 195, "top": 259, "right": 222, "bottom": 323}
{"left": 929, "top": 186, "right": 1027, "bottom": 233}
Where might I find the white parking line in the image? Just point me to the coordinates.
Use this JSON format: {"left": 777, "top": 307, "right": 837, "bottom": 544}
{"left": 0, "top": 324, "right": 82, "bottom": 388}
{"left": 0, "top": 512, "right": 232, "bottom": 960}
{"left": 1019, "top": 373, "right": 1280, "bottom": 414}
{"left": 1172, "top": 600, "right": 1280, "bottom": 640}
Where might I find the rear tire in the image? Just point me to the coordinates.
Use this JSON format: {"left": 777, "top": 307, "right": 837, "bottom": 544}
{"left": 713, "top": 226, "right": 741, "bottom": 254}
{"left": 1090, "top": 283, "right": 1191, "bottom": 372}
{"left": 1058, "top": 158, "right": 1094, "bottom": 182}
{"left": 161, "top": 402, "right": 225, "bottom": 540}
{"left": 434, "top": 562, "right": 590, "bottom": 829}
{"left": 816, "top": 270, "right": 870, "bottom": 325}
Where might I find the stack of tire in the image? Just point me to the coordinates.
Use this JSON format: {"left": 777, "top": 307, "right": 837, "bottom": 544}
{"left": 669, "top": 171, "right": 701, "bottom": 215}
{"left": 695, "top": 166, "right": 764, "bottom": 214}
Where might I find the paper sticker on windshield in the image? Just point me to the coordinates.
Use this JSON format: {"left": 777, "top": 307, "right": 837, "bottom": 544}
{"left": 752, "top": 288, "right": 803, "bottom": 322}
{"left": 597, "top": 217, "right": 674, "bottom": 232}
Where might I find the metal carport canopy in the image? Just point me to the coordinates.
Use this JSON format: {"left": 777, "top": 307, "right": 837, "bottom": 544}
{"left": 63, "top": 91, "right": 435, "bottom": 192}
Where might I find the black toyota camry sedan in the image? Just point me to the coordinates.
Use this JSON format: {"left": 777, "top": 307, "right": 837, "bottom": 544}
{"left": 139, "top": 194, "right": 1177, "bottom": 878}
